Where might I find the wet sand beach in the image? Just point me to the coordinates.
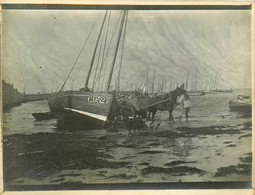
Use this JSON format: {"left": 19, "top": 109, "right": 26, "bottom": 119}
{"left": 3, "top": 91, "right": 252, "bottom": 188}
{"left": 3, "top": 121, "right": 252, "bottom": 186}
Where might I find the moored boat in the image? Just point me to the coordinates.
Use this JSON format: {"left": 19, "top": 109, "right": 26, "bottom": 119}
{"left": 229, "top": 101, "right": 251, "bottom": 113}
{"left": 48, "top": 11, "right": 127, "bottom": 129}
{"left": 188, "top": 92, "right": 205, "bottom": 96}
{"left": 32, "top": 112, "right": 56, "bottom": 121}
{"left": 48, "top": 90, "right": 117, "bottom": 128}
{"left": 212, "top": 89, "right": 233, "bottom": 93}
{"left": 204, "top": 90, "right": 212, "bottom": 94}
{"left": 229, "top": 95, "right": 251, "bottom": 114}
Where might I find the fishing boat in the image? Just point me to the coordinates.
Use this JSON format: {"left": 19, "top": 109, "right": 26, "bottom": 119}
{"left": 48, "top": 11, "right": 127, "bottom": 129}
{"left": 211, "top": 73, "right": 233, "bottom": 93}
{"left": 186, "top": 68, "right": 205, "bottom": 96}
{"left": 188, "top": 91, "right": 205, "bottom": 96}
{"left": 212, "top": 89, "right": 233, "bottom": 93}
{"left": 229, "top": 95, "right": 251, "bottom": 113}
{"left": 204, "top": 90, "right": 212, "bottom": 94}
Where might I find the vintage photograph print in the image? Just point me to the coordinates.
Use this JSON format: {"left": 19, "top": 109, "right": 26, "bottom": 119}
{"left": 1, "top": 5, "right": 252, "bottom": 190}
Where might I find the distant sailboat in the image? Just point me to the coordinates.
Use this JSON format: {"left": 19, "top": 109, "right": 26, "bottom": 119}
{"left": 188, "top": 68, "right": 205, "bottom": 96}
{"left": 211, "top": 74, "right": 233, "bottom": 93}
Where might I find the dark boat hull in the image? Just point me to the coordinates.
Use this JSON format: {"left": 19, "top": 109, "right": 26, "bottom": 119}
{"left": 229, "top": 101, "right": 251, "bottom": 113}
{"left": 51, "top": 109, "right": 107, "bottom": 129}
{"left": 48, "top": 91, "right": 117, "bottom": 129}
{"left": 32, "top": 112, "right": 55, "bottom": 121}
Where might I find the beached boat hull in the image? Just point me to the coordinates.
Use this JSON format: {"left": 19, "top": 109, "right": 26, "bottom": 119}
{"left": 48, "top": 91, "right": 117, "bottom": 129}
{"left": 32, "top": 112, "right": 56, "bottom": 121}
{"left": 229, "top": 101, "right": 251, "bottom": 114}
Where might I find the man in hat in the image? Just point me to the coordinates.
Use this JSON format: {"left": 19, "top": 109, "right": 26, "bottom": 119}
{"left": 174, "top": 89, "right": 191, "bottom": 122}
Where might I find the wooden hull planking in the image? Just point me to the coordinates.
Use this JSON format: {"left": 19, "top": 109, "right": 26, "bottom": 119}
{"left": 48, "top": 91, "right": 116, "bottom": 129}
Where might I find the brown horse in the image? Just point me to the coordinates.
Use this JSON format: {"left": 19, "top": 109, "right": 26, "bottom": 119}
{"left": 147, "top": 86, "right": 185, "bottom": 121}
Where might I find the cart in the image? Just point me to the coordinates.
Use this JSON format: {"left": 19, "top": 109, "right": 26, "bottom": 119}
{"left": 125, "top": 93, "right": 171, "bottom": 117}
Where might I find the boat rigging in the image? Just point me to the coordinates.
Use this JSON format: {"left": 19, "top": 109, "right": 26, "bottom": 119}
{"left": 48, "top": 10, "right": 128, "bottom": 129}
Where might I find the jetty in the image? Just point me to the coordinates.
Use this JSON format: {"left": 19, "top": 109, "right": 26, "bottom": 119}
{"left": 2, "top": 80, "right": 53, "bottom": 110}
{"left": 24, "top": 93, "right": 51, "bottom": 102}
{"left": 2, "top": 80, "right": 24, "bottom": 110}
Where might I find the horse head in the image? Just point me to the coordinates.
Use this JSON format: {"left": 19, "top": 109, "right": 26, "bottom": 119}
{"left": 172, "top": 84, "right": 186, "bottom": 97}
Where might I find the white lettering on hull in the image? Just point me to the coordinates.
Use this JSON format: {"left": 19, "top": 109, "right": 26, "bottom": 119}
{"left": 64, "top": 108, "right": 107, "bottom": 121}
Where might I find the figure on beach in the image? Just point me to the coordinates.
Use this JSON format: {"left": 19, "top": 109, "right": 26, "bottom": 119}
{"left": 174, "top": 90, "right": 191, "bottom": 122}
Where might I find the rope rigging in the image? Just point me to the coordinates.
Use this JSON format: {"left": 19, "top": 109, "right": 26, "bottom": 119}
{"left": 99, "top": 12, "right": 124, "bottom": 91}
{"left": 117, "top": 10, "right": 128, "bottom": 94}
{"left": 84, "top": 10, "right": 108, "bottom": 89}
{"left": 92, "top": 42, "right": 103, "bottom": 91}
{"left": 59, "top": 13, "right": 101, "bottom": 92}
{"left": 96, "top": 11, "right": 112, "bottom": 91}
{"left": 105, "top": 10, "right": 127, "bottom": 92}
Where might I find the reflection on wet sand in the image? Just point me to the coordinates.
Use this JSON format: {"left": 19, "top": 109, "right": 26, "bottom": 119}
{"left": 3, "top": 92, "right": 252, "bottom": 187}
{"left": 3, "top": 120, "right": 251, "bottom": 186}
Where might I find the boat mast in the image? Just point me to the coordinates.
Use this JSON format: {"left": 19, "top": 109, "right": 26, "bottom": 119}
{"left": 214, "top": 73, "right": 217, "bottom": 90}
{"left": 169, "top": 76, "right": 172, "bottom": 91}
{"left": 145, "top": 70, "right": 149, "bottom": 94}
{"left": 152, "top": 69, "right": 156, "bottom": 93}
{"left": 164, "top": 78, "right": 166, "bottom": 92}
{"left": 117, "top": 11, "right": 128, "bottom": 95}
{"left": 162, "top": 79, "right": 164, "bottom": 93}
{"left": 185, "top": 72, "right": 189, "bottom": 91}
{"left": 91, "top": 42, "right": 103, "bottom": 91}
{"left": 84, "top": 11, "right": 108, "bottom": 90}
{"left": 204, "top": 80, "right": 207, "bottom": 91}
{"left": 210, "top": 77, "right": 213, "bottom": 91}
{"left": 97, "top": 11, "right": 112, "bottom": 92}
{"left": 194, "top": 67, "right": 198, "bottom": 92}
{"left": 105, "top": 11, "right": 127, "bottom": 93}
{"left": 217, "top": 75, "right": 220, "bottom": 90}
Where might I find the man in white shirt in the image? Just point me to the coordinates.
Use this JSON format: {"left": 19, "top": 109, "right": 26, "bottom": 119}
{"left": 174, "top": 90, "right": 191, "bottom": 122}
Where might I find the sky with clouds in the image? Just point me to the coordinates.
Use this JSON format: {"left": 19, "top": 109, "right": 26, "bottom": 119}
{"left": 2, "top": 9, "right": 251, "bottom": 93}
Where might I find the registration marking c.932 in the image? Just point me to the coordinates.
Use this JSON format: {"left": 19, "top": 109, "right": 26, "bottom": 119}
{"left": 87, "top": 96, "right": 106, "bottom": 104}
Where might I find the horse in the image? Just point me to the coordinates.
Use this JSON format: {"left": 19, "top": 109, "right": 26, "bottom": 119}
{"left": 147, "top": 86, "right": 185, "bottom": 122}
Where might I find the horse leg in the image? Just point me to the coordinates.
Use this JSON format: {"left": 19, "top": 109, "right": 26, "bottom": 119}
{"left": 152, "top": 110, "right": 157, "bottom": 119}
{"left": 133, "top": 112, "right": 136, "bottom": 118}
{"left": 148, "top": 109, "right": 152, "bottom": 118}
{"left": 135, "top": 128, "right": 140, "bottom": 136}
{"left": 136, "top": 124, "right": 141, "bottom": 135}
{"left": 168, "top": 110, "right": 171, "bottom": 122}
{"left": 146, "top": 109, "right": 150, "bottom": 118}
{"left": 133, "top": 128, "right": 136, "bottom": 136}
{"left": 168, "top": 109, "right": 174, "bottom": 122}
{"left": 142, "top": 111, "right": 147, "bottom": 118}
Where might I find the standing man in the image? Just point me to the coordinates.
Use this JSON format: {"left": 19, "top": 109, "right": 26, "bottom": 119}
{"left": 174, "top": 90, "right": 191, "bottom": 122}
